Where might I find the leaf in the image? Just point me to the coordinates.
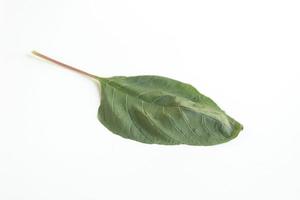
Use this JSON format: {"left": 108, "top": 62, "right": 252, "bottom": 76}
{"left": 97, "top": 76, "right": 243, "bottom": 145}
{"left": 32, "top": 51, "right": 243, "bottom": 146}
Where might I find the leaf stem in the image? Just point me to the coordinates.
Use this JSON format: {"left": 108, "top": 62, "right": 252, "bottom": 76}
{"left": 31, "top": 51, "right": 98, "bottom": 80}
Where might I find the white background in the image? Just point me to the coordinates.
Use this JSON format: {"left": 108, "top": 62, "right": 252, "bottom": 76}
{"left": 0, "top": 0, "right": 299, "bottom": 199}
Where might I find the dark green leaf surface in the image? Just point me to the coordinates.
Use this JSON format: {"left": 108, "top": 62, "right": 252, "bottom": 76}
{"left": 97, "top": 76, "right": 243, "bottom": 145}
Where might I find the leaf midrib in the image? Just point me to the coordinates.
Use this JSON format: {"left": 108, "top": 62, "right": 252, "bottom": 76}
{"left": 101, "top": 79, "right": 230, "bottom": 128}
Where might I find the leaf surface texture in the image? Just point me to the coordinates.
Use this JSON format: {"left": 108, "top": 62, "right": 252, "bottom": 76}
{"left": 98, "top": 76, "right": 243, "bottom": 145}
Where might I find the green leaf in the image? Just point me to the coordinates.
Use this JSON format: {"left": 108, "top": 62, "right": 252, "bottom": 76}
{"left": 98, "top": 76, "right": 243, "bottom": 145}
{"left": 32, "top": 51, "right": 243, "bottom": 146}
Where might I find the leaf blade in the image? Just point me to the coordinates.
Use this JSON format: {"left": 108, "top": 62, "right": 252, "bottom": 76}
{"left": 98, "top": 75, "right": 243, "bottom": 145}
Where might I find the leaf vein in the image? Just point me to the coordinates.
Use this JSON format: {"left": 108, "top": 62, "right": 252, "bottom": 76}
{"left": 142, "top": 102, "right": 179, "bottom": 144}
{"left": 178, "top": 106, "right": 203, "bottom": 138}
{"left": 111, "top": 88, "right": 115, "bottom": 112}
